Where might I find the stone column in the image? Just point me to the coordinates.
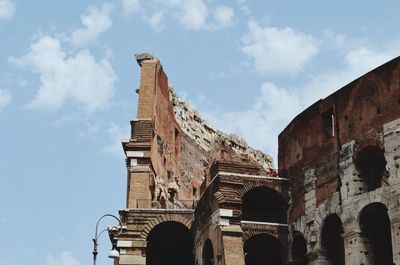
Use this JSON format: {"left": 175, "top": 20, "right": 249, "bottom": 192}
{"left": 127, "top": 165, "right": 152, "bottom": 208}
{"left": 339, "top": 141, "right": 366, "bottom": 204}
{"left": 307, "top": 249, "right": 329, "bottom": 265}
{"left": 221, "top": 226, "right": 245, "bottom": 265}
{"left": 390, "top": 215, "right": 400, "bottom": 265}
{"left": 342, "top": 230, "right": 373, "bottom": 265}
{"left": 304, "top": 168, "right": 317, "bottom": 224}
{"left": 383, "top": 117, "right": 400, "bottom": 186}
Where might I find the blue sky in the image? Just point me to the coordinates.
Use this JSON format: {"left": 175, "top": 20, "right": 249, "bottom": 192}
{"left": 1, "top": 0, "right": 400, "bottom": 264}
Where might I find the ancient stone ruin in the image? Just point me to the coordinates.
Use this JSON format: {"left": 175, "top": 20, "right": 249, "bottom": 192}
{"left": 109, "top": 52, "right": 400, "bottom": 265}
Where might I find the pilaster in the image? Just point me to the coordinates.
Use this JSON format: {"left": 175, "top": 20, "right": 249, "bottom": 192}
{"left": 342, "top": 230, "right": 373, "bottom": 265}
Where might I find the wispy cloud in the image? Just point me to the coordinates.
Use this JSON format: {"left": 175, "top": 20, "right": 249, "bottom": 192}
{"left": 122, "top": 0, "right": 235, "bottom": 31}
{"left": 0, "top": 89, "right": 12, "bottom": 109}
{"left": 0, "top": 0, "right": 15, "bottom": 20}
{"left": 241, "top": 20, "right": 319, "bottom": 75}
{"left": 144, "top": 11, "right": 165, "bottom": 32}
{"left": 46, "top": 251, "right": 79, "bottom": 265}
{"left": 199, "top": 32, "right": 400, "bottom": 163}
{"left": 121, "top": 0, "right": 141, "bottom": 15}
{"left": 102, "top": 123, "right": 129, "bottom": 157}
{"left": 213, "top": 6, "right": 235, "bottom": 29}
{"left": 69, "top": 3, "right": 113, "bottom": 47}
{"left": 78, "top": 122, "right": 100, "bottom": 139}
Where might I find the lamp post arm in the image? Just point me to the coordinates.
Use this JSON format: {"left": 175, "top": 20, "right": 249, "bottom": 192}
{"left": 92, "top": 214, "right": 122, "bottom": 265}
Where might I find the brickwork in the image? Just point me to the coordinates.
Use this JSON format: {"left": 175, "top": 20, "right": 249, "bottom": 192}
{"left": 110, "top": 53, "right": 400, "bottom": 265}
{"left": 279, "top": 56, "right": 400, "bottom": 264}
{"left": 113, "top": 53, "right": 287, "bottom": 265}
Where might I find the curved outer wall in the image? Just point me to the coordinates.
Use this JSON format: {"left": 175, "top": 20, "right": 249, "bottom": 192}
{"left": 279, "top": 56, "right": 400, "bottom": 265}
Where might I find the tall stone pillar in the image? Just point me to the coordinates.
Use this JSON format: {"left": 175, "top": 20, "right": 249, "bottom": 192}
{"left": 339, "top": 141, "right": 366, "bottom": 204}
{"left": 390, "top": 216, "right": 400, "bottom": 265}
{"left": 383, "top": 117, "right": 400, "bottom": 187}
{"left": 307, "top": 249, "right": 329, "bottom": 265}
{"left": 304, "top": 168, "right": 317, "bottom": 224}
{"left": 342, "top": 230, "right": 373, "bottom": 265}
{"left": 221, "top": 226, "right": 245, "bottom": 265}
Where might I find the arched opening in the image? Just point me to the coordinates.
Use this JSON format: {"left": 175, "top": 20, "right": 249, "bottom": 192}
{"left": 202, "top": 239, "right": 214, "bottom": 265}
{"left": 291, "top": 233, "right": 308, "bottom": 265}
{"left": 146, "top": 221, "right": 194, "bottom": 265}
{"left": 242, "top": 186, "right": 287, "bottom": 223}
{"left": 355, "top": 146, "right": 387, "bottom": 191}
{"left": 321, "top": 214, "right": 344, "bottom": 265}
{"left": 359, "top": 203, "right": 393, "bottom": 265}
{"left": 244, "top": 234, "right": 284, "bottom": 265}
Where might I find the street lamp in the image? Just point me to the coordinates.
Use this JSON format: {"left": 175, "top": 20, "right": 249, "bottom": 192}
{"left": 93, "top": 214, "right": 122, "bottom": 265}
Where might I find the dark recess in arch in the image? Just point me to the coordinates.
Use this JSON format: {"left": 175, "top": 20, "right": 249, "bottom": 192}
{"left": 355, "top": 146, "right": 387, "bottom": 191}
{"left": 146, "top": 221, "right": 194, "bottom": 265}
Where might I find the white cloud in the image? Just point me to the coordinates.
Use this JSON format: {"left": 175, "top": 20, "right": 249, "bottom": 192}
{"left": 0, "top": 0, "right": 15, "bottom": 20}
{"left": 46, "top": 251, "right": 79, "bottom": 265}
{"left": 160, "top": 0, "right": 208, "bottom": 30}
{"left": 122, "top": 0, "right": 141, "bottom": 14}
{"left": 241, "top": 21, "right": 319, "bottom": 75}
{"left": 10, "top": 36, "right": 117, "bottom": 114}
{"left": 200, "top": 82, "right": 302, "bottom": 164}
{"left": 123, "top": 0, "right": 234, "bottom": 31}
{"left": 213, "top": 6, "right": 234, "bottom": 28}
{"left": 344, "top": 46, "right": 397, "bottom": 73}
{"left": 145, "top": 11, "right": 165, "bottom": 32}
{"left": 0, "top": 89, "right": 12, "bottom": 109}
{"left": 102, "top": 123, "right": 129, "bottom": 156}
{"left": 78, "top": 122, "right": 99, "bottom": 139}
{"left": 70, "top": 3, "right": 113, "bottom": 47}
{"left": 199, "top": 39, "right": 400, "bottom": 163}
{"left": 179, "top": 0, "right": 208, "bottom": 30}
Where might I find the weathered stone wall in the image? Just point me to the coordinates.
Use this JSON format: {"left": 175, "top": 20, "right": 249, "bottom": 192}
{"left": 279, "top": 56, "right": 400, "bottom": 264}
{"left": 115, "top": 53, "right": 400, "bottom": 265}
{"left": 170, "top": 87, "right": 273, "bottom": 172}
{"left": 279, "top": 56, "right": 400, "bottom": 220}
{"left": 125, "top": 53, "right": 274, "bottom": 208}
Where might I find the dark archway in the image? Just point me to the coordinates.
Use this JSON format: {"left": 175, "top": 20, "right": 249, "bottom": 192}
{"left": 202, "top": 239, "right": 214, "bottom": 265}
{"left": 359, "top": 203, "right": 393, "bottom": 265}
{"left": 146, "top": 221, "right": 194, "bottom": 265}
{"left": 321, "top": 214, "right": 344, "bottom": 265}
{"left": 355, "top": 146, "right": 387, "bottom": 191}
{"left": 244, "top": 234, "right": 284, "bottom": 265}
{"left": 242, "top": 186, "right": 287, "bottom": 223}
{"left": 291, "top": 233, "right": 308, "bottom": 265}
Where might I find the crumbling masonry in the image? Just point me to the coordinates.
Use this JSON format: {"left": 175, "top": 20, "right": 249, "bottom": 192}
{"left": 110, "top": 53, "right": 400, "bottom": 265}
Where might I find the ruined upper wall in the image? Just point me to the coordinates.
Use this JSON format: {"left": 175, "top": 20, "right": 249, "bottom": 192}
{"left": 124, "top": 53, "right": 274, "bottom": 207}
{"left": 169, "top": 86, "right": 274, "bottom": 171}
{"left": 278, "top": 56, "right": 400, "bottom": 220}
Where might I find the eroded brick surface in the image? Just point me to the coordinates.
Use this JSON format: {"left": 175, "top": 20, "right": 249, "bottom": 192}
{"left": 113, "top": 54, "right": 400, "bottom": 265}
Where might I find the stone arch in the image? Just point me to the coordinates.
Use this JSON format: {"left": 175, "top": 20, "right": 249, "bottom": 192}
{"left": 354, "top": 145, "right": 388, "bottom": 191}
{"left": 242, "top": 230, "right": 267, "bottom": 242}
{"left": 140, "top": 214, "right": 192, "bottom": 240}
{"left": 314, "top": 192, "right": 341, "bottom": 229}
{"left": 353, "top": 187, "right": 391, "bottom": 225}
{"left": 241, "top": 186, "right": 288, "bottom": 223}
{"left": 202, "top": 239, "right": 214, "bottom": 265}
{"left": 244, "top": 233, "right": 285, "bottom": 265}
{"left": 146, "top": 221, "right": 194, "bottom": 265}
{"left": 320, "top": 214, "right": 345, "bottom": 265}
{"left": 359, "top": 202, "right": 393, "bottom": 265}
{"left": 237, "top": 181, "right": 284, "bottom": 200}
{"left": 291, "top": 231, "right": 308, "bottom": 265}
